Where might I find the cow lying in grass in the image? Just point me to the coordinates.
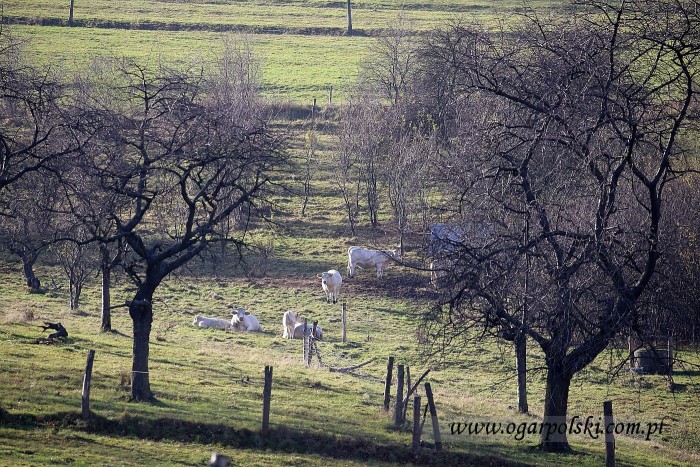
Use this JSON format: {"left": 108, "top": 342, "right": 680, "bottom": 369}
{"left": 292, "top": 321, "right": 323, "bottom": 340}
{"left": 192, "top": 315, "right": 231, "bottom": 330}
{"left": 230, "top": 307, "right": 263, "bottom": 332}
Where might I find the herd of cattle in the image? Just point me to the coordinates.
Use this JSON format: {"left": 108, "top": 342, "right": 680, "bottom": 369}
{"left": 191, "top": 246, "right": 401, "bottom": 340}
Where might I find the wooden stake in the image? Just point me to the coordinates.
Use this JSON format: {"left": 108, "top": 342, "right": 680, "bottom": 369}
{"left": 412, "top": 395, "right": 422, "bottom": 455}
{"left": 425, "top": 382, "right": 442, "bottom": 451}
{"left": 303, "top": 318, "right": 308, "bottom": 365}
{"left": 403, "top": 369, "right": 430, "bottom": 408}
{"left": 262, "top": 366, "right": 273, "bottom": 438}
{"left": 395, "top": 364, "right": 405, "bottom": 424}
{"left": 604, "top": 400, "right": 615, "bottom": 467}
{"left": 81, "top": 350, "right": 95, "bottom": 419}
{"left": 402, "top": 365, "right": 411, "bottom": 422}
{"left": 383, "top": 356, "right": 394, "bottom": 411}
{"left": 341, "top": 302, "right": 347, "bottom": 343}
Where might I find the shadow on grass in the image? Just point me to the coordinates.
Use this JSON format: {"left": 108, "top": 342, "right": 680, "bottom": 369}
{"left": 0, "top": 408, "right": 517, "bottom": 465}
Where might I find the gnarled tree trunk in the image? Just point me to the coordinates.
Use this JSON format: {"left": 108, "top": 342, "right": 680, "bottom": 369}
{"left": 540, "top": 361, "right": 573, "bottom": 452}
{"left": 100, "top": 246, "right": 112, "bottom": 332}
{"left": 515, "top": 331, "right": 528, "bottom": 414}
{"left": 20, "top": 251, "right": 41, "bottom": 293}
{"left": 130, "top": 287, "right": 155, "bottom": 401}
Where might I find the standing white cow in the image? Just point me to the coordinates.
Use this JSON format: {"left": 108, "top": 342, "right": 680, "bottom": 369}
{"left": 282, "top": 310, "right": 302, "bottom": 338}
{"left": 318, "top": 269, "right": 342, "bottom": 304}
{"left": 347, "top": 247, "right": 401, "bottom": 278}
{"left": 230, "top": 307, "right": 263, "bottom": 332}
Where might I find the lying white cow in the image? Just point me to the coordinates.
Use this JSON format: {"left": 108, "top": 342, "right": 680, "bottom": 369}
{"left": 318, "top": 269, "right": 342, "bottom": 304}
{"left": 282, "top": 310, "right": 303, "bottom": 338}
{"left": 347, "top": 246, "right": 401, "bottom": 278}
{"left": 230, "top": 307, "right": 263, "bottom": 332}
{"left": 192, "top": 315, "right": 231, "bottom": 330}
{"left": 292, "top": 321, "right": 323, "bottom": 340}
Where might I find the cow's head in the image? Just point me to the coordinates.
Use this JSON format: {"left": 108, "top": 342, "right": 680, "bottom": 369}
{"left": 319, "top": 271, "right": 330, "bottom": 284}
{"left": 387, "top": 249, "right": 402, "bottom": 261}
{"left": 230, "top": 307, "right": 248, "bottom": 320}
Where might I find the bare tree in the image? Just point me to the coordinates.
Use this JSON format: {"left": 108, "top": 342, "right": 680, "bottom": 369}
{"left": 0, "top": 27, "right": 81, "bottom": 205}
{"left": 0, "top": 173, "right": 63, "bottom": 292}
{"left": 336, "top": 95, "right": 386, "bottom": 229}
{"left": 74, "top": 55, "right": 287, "bottom": 401}
{"left": 57, "top": 236, "right": 98, "bottom": 311}
{"left": 360, "top": 15, "right": 419, "bottom": 105}
{"left": 385, "top": 122, "right": 433, "bottom": 254}
{"left": 420, "top": 0, "right": 700, "bottom": 451}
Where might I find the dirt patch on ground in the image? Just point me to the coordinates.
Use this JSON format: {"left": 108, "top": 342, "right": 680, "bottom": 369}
{"left": 225, "top": 273, "right": 437, "bottom": 300}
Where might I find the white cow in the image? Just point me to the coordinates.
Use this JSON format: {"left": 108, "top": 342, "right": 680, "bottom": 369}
{"left": 230, "top": 307, "right": 263, "bottom": 332}
{"left": 282, "top": 310, "right": 302, "bottom": 339}
{"left": 318, "top": 269, "right": 342, "bottom": 304}
{"left": 347, "top": 247, "right": 401, "bottom": 278}
{"left": 192, "top": 315, "right": 231, "bottom": 330}
{"left": 292, "top": 321, "right": 323, "bottom": 340}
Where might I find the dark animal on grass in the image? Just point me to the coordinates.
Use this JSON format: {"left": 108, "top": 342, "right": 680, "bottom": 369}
{"left": 39, "top": 322, "right": 68, "bottom": 341}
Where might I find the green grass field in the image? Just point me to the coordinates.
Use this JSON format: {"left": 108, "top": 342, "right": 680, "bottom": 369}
{"left": 6, "top": 0, "right": 565, "bottom": 102}
{"left": 1, "top": 0, "right": 700, "bottom": 465}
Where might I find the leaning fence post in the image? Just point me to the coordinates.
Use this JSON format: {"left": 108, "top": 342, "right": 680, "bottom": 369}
{"left": 604, "top": 400, "right": 615, "bottom": 467}
{"left": 81, "top": 349, "right": 95, "bottom": 419}
{"left": 341, "top": 302, "right": 347, "bottom": 343}
{"left": 425, "top": 382, "right": 442, "bottom": 451}
{"left": 383, "top": 356, "right": 394, "bottom": 411}
{"left": 262, "top": 366, "right": 273, "bottom": 438}
{"left": 412, "top": 395, "right": 422, "bottom": 455}
{"left": 395, "top": 364, "right": 405, "bottom": 424}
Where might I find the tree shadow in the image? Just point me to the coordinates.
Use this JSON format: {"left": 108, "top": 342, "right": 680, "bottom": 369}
{"left": 0, "top": 409, "right": 512, "bottom": 465}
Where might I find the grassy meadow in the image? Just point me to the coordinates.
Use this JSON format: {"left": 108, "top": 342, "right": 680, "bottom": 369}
{"left": 6, "top": 0, "right": 567, "bottom": 102}
{"left": 1, "top": 0, "right": 700, "bottom": 465}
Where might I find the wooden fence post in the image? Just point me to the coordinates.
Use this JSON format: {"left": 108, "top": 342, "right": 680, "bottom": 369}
{"left": 412, "top": 395, "right": 422, "bottom": 455}
{"left": 667, "top": 335, "right": 674, "bottom": 376}
{"left": 395, "top": 364, "right": 405, "bottom": 424}
{"left": 402, "top": 369, "right": 430, "bottom": 410}
{"left": 262, "top": 366, "right": 273, "bottom": 438}
{"left": 383, "top": 356, "right": 394, "bottom": 411}
{"left": 425, "top": 382, "right": 442, "bottom": 451}
{"left": 604, "top": 400, "right": 615, "bottom": 467}
{"left": 81, "top": 349, "right": 95, "bottom": 420}
{"left": 402, "top": 365, "right": 411, "bottom": 422}
{"left": 341, "top": 302, "right": 347, "bottom": 343}
{"left": 628, "top": 334, "right": 634, "bottom": 370}
{"left": 302, "top": 318, "right": 308, "bottom": 365}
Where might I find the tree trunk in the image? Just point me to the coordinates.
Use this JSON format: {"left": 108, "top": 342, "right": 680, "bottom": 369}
{"left": 100, "top": 251, "right": 112, "bottom": 332}
{"left": 21, "top": 253, "right": 41, "bottom": 293}
{"left": 515, "top": 330, "right": 528, "bottom": 413}
{"left": 346, "top": 0, "right": 353, "bottom": 35}
{"left": 540, "top": 362, "right": 573, "bottom": 452}
{"left": 130, "top": 288, "right": 155, "bottom": 401}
